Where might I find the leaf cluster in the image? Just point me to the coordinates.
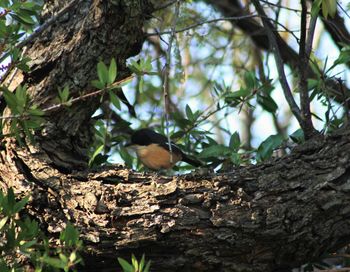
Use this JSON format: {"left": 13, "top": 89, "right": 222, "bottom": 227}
{"left": 0, "top": 188, "right": 83, "bottom": 272}
{"left": 118, "top": 254, "right": 151, "bottom": 272}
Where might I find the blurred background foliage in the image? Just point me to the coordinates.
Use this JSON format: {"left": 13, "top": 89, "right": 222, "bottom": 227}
{"left": 90, "top": 0, "right": 350, "bottom": 171}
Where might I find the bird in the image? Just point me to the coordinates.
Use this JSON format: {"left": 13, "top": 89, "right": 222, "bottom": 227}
{"left": 126, "top": 128, "right": 201, "bottom": 170}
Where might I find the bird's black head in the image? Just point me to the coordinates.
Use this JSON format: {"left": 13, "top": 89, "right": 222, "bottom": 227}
{"left": 130, "top": 128, "right": 166, "bottom": 146}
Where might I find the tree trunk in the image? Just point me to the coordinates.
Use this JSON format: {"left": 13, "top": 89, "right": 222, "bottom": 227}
{"left": 1, "top": 1, "right": 350, "bottom": 271}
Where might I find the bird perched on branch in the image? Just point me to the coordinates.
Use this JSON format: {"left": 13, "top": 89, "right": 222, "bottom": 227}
{"left": 126, "top": 128, "right": 201, "bottom": 170}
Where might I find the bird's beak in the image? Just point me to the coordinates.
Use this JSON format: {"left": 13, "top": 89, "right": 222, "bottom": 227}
{"left": 124, "top": 142, "right": 133, "bottom": 148}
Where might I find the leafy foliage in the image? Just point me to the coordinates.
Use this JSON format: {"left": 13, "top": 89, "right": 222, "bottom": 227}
{"left": 0, "top": 0, "right": 42, "bottom": 68}
{"left": 0, "top": 188, "right": 83, "bottom": 271}
{"left": 1, "top": 85, "right": 45, "bottom": 144}
{"left": 118, "top": 254, "right": 151, "bottom": 272}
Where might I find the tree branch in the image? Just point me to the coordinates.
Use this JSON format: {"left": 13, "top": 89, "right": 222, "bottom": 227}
{"left": 162, "top": 0, "right": 181, "bottom": 162}
{"left": 146, "top": 15, "right": 259, "bottom": 36}
{"left": 205, "top": 0, "right": 350, "bottom": 106}
{"left": 251, "top": 0, "right": 304, "bottom": 129}
{"left": 298, "top": 0, "right": 315, "bottom": 139}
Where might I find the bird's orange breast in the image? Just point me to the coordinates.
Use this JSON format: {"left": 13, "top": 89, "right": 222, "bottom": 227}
{"left": 135, "top": 144, "right": 182, "bottom": 170}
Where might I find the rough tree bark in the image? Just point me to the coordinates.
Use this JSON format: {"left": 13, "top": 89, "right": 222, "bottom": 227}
{"left": 1, "top": 1, "right": 350, "bottom": 272}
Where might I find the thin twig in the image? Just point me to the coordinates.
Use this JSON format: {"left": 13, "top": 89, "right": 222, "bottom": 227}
{"left": 252, "top": 0, "right": 303, "bottom": 129}
{"left": 305, "top": 8, "right": 318, "bottom": 58}
{"left": 0, "top": 75, "right": 134, "bottom": 120}
{"left": 146, "top": 14, "right": 299, "bottom": 42}
{"left": 162, "top": 0, "right": 181, "bottom": 163}
{"left": 260, "top": 0, "right": 304, "bottom": 13}
{"left": 146, "top": 15, "right": 259, "bottom": 36}
{"left": 339, "top": 78, "right": 350, "bottom": 126}
{"left": 337, "top": 2, "right": 350, "bottom": 19}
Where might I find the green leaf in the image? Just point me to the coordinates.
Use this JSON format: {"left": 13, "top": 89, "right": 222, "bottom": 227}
{"left": 198, "top": 144, "right": 231, "bottom": 159}
{"left": 142, "top": 56, "right": 152, "bottom": 72}
{"left": 2, "top": 88, "right": 18, "bottom": 113}
{"left": 58, "top": 86, "right": 70, "bottom": 102}
{"left": 0, "top": 0, "right": 9, "bottom": 8}
{"left": 227, "top": 87, "right": 250, "bottom": 98}
{"left": 19, "top": 239, "right": 37, "bottom": 251}
{"left": 311, "top": 0, "right": 322, "bottom": 17}
{"left": 331, "top": 46, "right": 350, "bottom": 69}
{"left": 144, "top": 260, "right": 151, "bottom": 272}
{"left": 131, "top": 254, "right": 138, "bottom": 270}
{"left": 21, "top": 2, "right": 37, "bottom": 9}
{"left": 244, "top": 71, "right": 257, "bottom": 89}
{"left": 290, "top": 129, "right": 305, "bottom": 143}
{"left": 91, "top": 79, "right": 105, "bottom": 90}
{"left": 59, "top": 253, "right": 68, "bottom": 263}
{"left": 108, "top": 58, "right": 117, "bottom": 84}
{"left": 9, "top": 13, "right": 35, "bottom": 25}
{"left": 13, "top": 195, "right": 29, "bottom": 213}
{"left": 229, "top": 132, "right": 240, "bottom": 150}
{"left": 118, "top": 257, "right": 134, "bottom": 272}
{"left": 307, "top": 79, "right": 320, "bottom": 91}
{"left": 256, "top": 134, "right": 284, "bottom": 161}
{"left": 89, "top": 144, "right": 104, "bottom": 167}
{"left": 129, "top": 60, "right": 141, "bottom": 73}
{"left": 89, "top": 153, "right": 108, "bottom": 168}
{"left": 138, "top": 77, "right": 144, "bottom": 93}
{"left": 22, "top": 120, "right": 35, "bottom": 144}
{"left": 60, "top": 222, "right": 80, "bottom": 247}
{"left": 139, "top": 254, "right": 145, "bottom": 271}
{"left": 0, "top": 260, "right": 11, "bottom": 272}
{"left": 109, "top": 90, "right": 121, "bottom": 110}
{"left": 119, "top": 147, "right": 134, "bottom": 169}
{"left": 23, "top": 117, "right": 44, "bottom": 130}
{"left": 18, "top": 7, "right": 39, "bottom": 17}
{"left": 97, "top": 61, "right": 109, "bottom": 86}
{"left": 257, "top": 94, "right": 278, "bottom": 113}
{"left": 6, "top": 226, "right": 16, "bottom": 248}
{"left": 94, "top": 120, "right": 107, "bottom": 140}
{"left": 27, "top": 107, "right": 45, "bottom": 117}
{"left": 15, "top": 85, "right": 27, "bottom": 108}
{"left": 185, "top": 104, "right": 194, "bottom": 121}
{"left": 230, "top": 153, "right": 241, "bottom": 165}
{"left": 7, "top": 188, "right": 16, "bottom": 214}
{"left": 322, "top": 0, "right": 337, "bottom": 18}
{"left": 41, "top": 256, "right": 66, "bottom": 269}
